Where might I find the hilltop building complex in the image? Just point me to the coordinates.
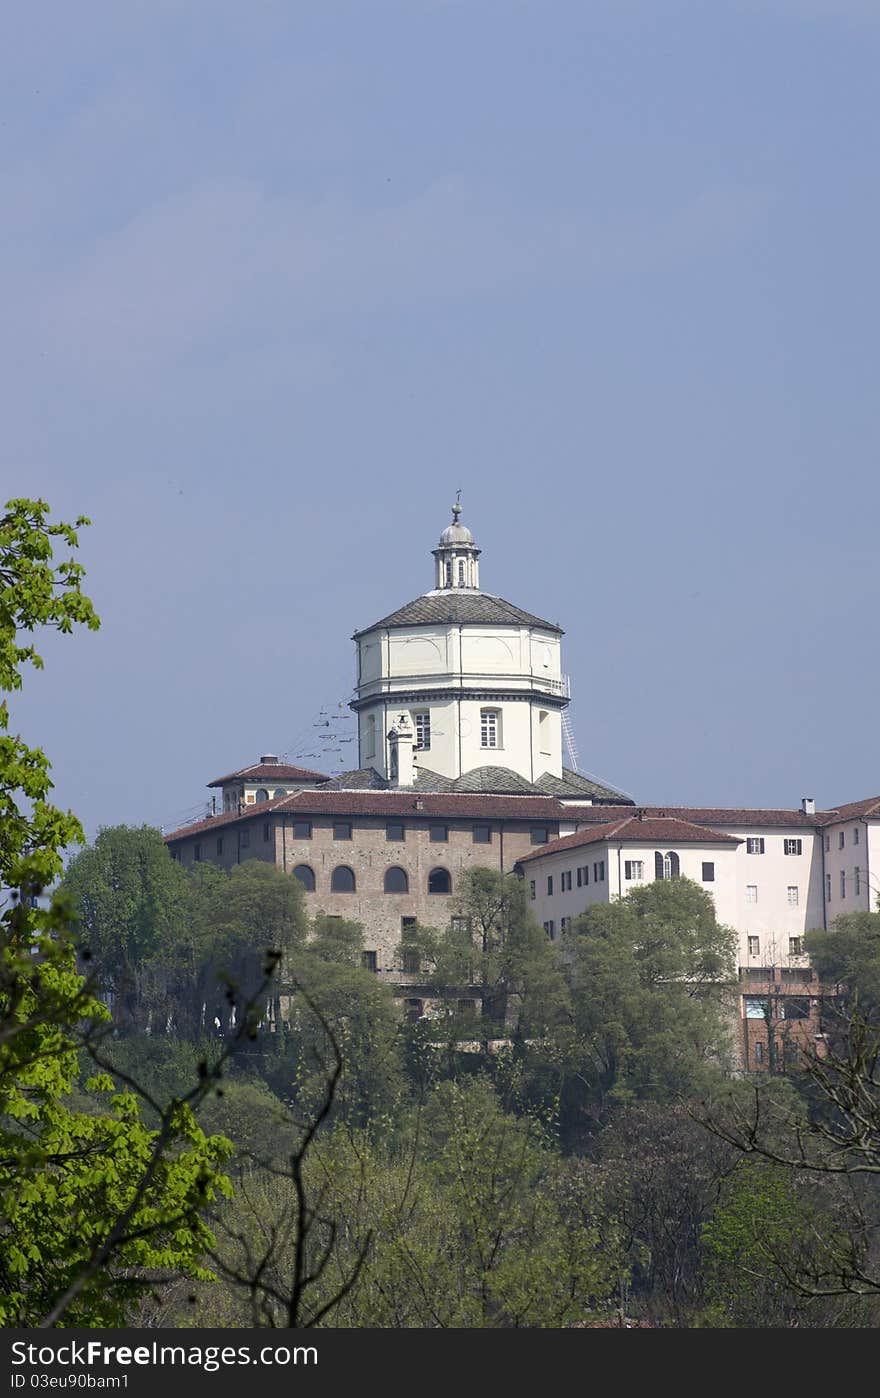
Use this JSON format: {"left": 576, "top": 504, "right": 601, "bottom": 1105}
{"left": 165, "top": 505, "right": 879, "bottom": 1068}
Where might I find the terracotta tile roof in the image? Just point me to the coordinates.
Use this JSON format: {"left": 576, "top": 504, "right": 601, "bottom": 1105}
{"left": 207, "top": 762, "right": 330, "bottom": 787}
{"left": 817, "top": 796, "right": 880, "bottom": 824}
{"left": 550, "top": 804, "right": 823, "bottom": 829}
{"left": 354, "top": 592, "right": 562, "bottom": 637}
{"left": 164, "top": 788, "right": 569, "bottom": 842}
{"left": 516, "top": 816, "right": 741, "bottom": 863}
{"left": 165, "top": 791, "right": 293, "bottom": 840}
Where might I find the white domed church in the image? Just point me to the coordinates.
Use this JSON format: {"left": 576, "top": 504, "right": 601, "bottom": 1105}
{"left": 350, "top": 501, "right": 600, "bottom": 796}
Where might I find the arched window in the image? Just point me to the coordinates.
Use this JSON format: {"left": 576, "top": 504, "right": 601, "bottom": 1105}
{"left": 273, "top": 788, "right": 287, "bottom": 800}
{"left": 445, "top": 561, "right": 452, "bottom": 587}
{"left": 428, "top": 867, "right": 451, "bottom": 895}
{"left": 655, "top": 850, "right": 680, "bottom": 880}
{"left": 255, "top": 788, "right": 270, "bottom": 803}
{"left": 331, "top": 866, "right": 356, "bottom": 893}
{"left": 292, "top": 864, "right": 315, "bottom": 891}
{"left": 457, "top": 560, "right": 465, "bottom": 586}
{"left": 384, "top": 866, "right": 409, "bottom": 894}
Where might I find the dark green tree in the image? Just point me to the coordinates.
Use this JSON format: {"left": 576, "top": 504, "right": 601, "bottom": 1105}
{"left": 416, "top": 867, "right": 569, "bottom": 1042}
{"left": 562, "top": 877, "right": 737, "bottom": 1112}
{"left": 61, "top": 824, "right": 190, "bottom": 1028}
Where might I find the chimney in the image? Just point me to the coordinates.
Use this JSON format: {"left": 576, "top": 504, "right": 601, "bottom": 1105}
{"left": 801, "top": 796, "right": 816, "bottom": 815}
{"left": 260, "top": 754, "right": 280, "bottom": 765}
{"left": 387, "top": 713, "right": 415, "bottom": 788}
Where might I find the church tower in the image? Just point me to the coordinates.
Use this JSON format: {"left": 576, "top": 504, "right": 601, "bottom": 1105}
{"left": 351, "top": 502, "right": 570, "bottom": 785}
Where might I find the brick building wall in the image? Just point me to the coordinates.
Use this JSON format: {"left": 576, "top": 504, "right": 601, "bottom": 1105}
{"left": 168, "top": 799, "right": 561, "bottom": 982}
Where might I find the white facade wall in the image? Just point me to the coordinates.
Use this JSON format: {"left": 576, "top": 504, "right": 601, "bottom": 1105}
{"left": 354, "top": 621, "right": 565, "bottom": 781}
{"left": 527, "top": 840, "right": 737, "bottom": 939}
{"left": 524, "top": 823, "right": 840, "bottom": 968}
{"left": 712, "top": 825, "right": 823, "bottom": 967}
{"left": 821, "top": 817, "right": 880, "bottom": 918}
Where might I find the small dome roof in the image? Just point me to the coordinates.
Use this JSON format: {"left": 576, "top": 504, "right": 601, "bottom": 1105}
{"left": 438, "top": 500, "right": 474, "bottom": 547}
{"left": 439, "top": 521, "right": 474, "bottom": 546}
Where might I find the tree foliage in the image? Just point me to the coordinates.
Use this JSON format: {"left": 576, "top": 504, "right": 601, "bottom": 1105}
{"left": 415, "top": 867, "right": 569, "bottom": 1038}
{"left": 0, "top": 499, "right": 234, "bottom": 1326}
{"left": 562, "top": 877, "right": 737, "bottom": 1111}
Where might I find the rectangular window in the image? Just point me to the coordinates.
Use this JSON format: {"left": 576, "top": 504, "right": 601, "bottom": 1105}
{"left": 787, "top": 885, "right": 799, "bottom": 906}
{"left": 746, "top": 884, "right": 758, "bottom": 903}
{"left": 576, "top": 867, "right": 582, "bottom": 887}
{"left": 472, "top": 824, "right": 491, "bottom": 844}
{"left": 194, "top": 843, "right": 202, "bottom": 862}
{"left": 825, "top": 835, "right": 830, "bottom": 852}
{"left": 839, "top": 831, "right": 845, "bottom": 849}
{"left": 480, "top": 709, "right": 500, "bottom": 749}
{"left": 746, "top": 837, "right": 765, "bottom": 855}
{"left": 386, "top": 821, "right": 405, "bottom": 842}
{"left": 754, "top": 1040, "right": 765, "bottom": 1065}
{"left": 292, "top": 820, "right": 312, "bottom": 839}
{"left": 748, "top": 935, "right": 760, "bottom": 957}
{"left": 429, "top": 823, "right": 448, "bottom": 842}
{"left": 561, "top": 870, "right": 572, "bottom": 891}
{"left": 593, "top": 860, "right": 605, "bottom": 882}
{"left": 530, "top": 826, "right": 549, "bottom": 846}
{"left": 547, "top": 876, "right": 554, "bottom": 896}
{"left": 216, "top": 837, "right": 223, "bottom": 855}
{"left": 543, "top": 921, "right": 555, "bottom": 939}
{"left": 361, "top": 951, "right": 378, "bottom": 972}
{"left": 241, "top": 828, "right": 250, "bottom": 849}
{"left": 538, "top": 710, "right": 550, "bottom": 755}
{"left": 854, "top": 826, "right": 860, "bottom": 845}
{"left": 450, "top": 916, "right": 471, "bottom": 936}
{"left": 333, "top": 821, "right": 352, "bottom": 840}
{"left": 402, "top": 947, "right": 421, "bottom": 974}
{"left": 826, "top": 873, "right": 832, "bottom": 901}
{"left": 855, "top": 867, "right": 861, "bottom": 896}
{"left": 701, "top": 862, "right": 715, "bottom": 882}
{"left": 745, "top": 996, "right": 768, "bottom": 1019}
{"left": 401, "top": 916, "right": 417, "bottom": 935}
{"left": 783, "top": 839, "right": 802, "bottom": 856}
{"left": 263, "top": 822, "right": 271, "bottom": 843}
{"left": 624, "top": 860, "right": 644, "bottom": 880}
{"left": 560, "top": 916, "right": 570, "bottom": 932}
{"left": 582, "top": 865, "right": 589, "bottom": 886}
{"left": 171, "top": 848, "right": 181, "bottom": 861}
{"left": 529, "top": 880, "right": 536, "bottom": 901}
{"left": 413, "top": 712, "right": 431, "bottom": 751}
{"left": 789, "top": 937, "right": 804, "bottom": 958}
{"left": 840, "top": 870, "right": 846, "bottom": 898}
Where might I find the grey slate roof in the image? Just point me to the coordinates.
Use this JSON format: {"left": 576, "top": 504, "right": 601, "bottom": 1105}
{"left": 533, "top": 769, "right": 635, "bottom": 804}
{"left": 446, "top": 766, "right": 539, "bottom": 795}
{"left": 321, "top": 763, "right": 632, "bottom": 801}
{"left": 354, "top": 592, "right": 562, "bottom": 636}
{"left": 321, "top": 767, "right": 390, "bottom": 791}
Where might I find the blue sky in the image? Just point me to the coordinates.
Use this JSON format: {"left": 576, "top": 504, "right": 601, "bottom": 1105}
{"left": 6, "top": 0, "right": 880, "bottom": 837}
